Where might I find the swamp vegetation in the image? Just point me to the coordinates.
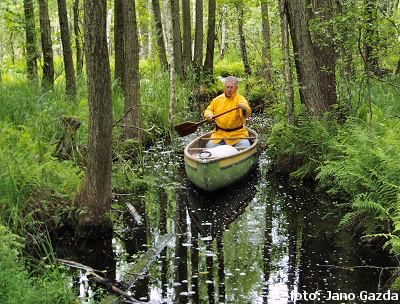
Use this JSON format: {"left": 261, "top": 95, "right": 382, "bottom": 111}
{"left": 0, "top": 0, "right": 400, "bottom": 303}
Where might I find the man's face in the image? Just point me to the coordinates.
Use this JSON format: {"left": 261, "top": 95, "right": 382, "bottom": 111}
{"left": 224, "top": 81, "right": 238, "bottom": 98}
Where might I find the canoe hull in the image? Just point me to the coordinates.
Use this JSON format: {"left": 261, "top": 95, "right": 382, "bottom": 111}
{"left": 184, "top": 128, "right": 259, "bottom": 191}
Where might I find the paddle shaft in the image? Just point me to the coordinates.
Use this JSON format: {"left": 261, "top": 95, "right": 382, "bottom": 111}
{"left": 194, "top": 106, "right": 240, "bottom": 127}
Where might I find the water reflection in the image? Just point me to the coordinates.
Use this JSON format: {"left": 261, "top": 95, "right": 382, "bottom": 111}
{"left": 184, "top": 172, "right": 258, "bottom": 303}
{"left": 59, "top": 148, "right": 396, "bottom": 304}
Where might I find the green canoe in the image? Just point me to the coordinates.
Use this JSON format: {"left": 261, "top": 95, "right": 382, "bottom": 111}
{"left": 184, "top": 127, "right": 259, "bottom": 191}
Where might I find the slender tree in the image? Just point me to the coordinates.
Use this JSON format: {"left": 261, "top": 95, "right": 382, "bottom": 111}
{"left": 237, "top": 3, "right": 252, "bottom": 76}
{"left": 219, "top": 4, "right": 227, "bottom": 60}
{"left": 396, "top": 58, "right": 400, "bottom": 75}
{"left": 182, "top": 0, "right": 192, "bottom": 68}
{"left": 114, "top": 0, "right": 125, "bottom": 87}
{"left": 364, "top": 0, "right": 382, "bottom": 76}
{"left": 260, "top": 0, "right": 273, "bottom": 83}
{"left": 123, "top": 0, "right": 141, "bottom": 139}
{"left": 204, "top": 0, "right": 216, "bottom": 75}
{"left": 193, "top": 0, "right": 203, "bottom": 72}
{"left": 0, "top": 14, "right": 4, "bottom": 82}
{"left": 151, "top": 0, "right": 168, "bottom": 69}
{"left": 335, "top": 0, "right": 355, "bottom": 78}
{"left": 73, "top": 0, "right": 83, "bottom": 76}
{"left": 106, "top": 7, "right": 113, "bottom": 54}
{"left": 79, "top": 0, "right": 113, "bottom": 227}
{"left": 57, "top": 0, "right": 76, "bottom": 96}
{"left": 170, "top": 0, "right": 183, "bottom": 77}
{"left": 23, "top": 0, "right": 38, "bottom": 81}
{"left": 279, "top": 0, "right": 294, "bottom": 124}
{"left": 38, "top": 0, "right": 54, "bottom": 88}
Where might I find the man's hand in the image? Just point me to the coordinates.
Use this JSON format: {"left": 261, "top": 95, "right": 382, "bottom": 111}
{"left": 206, "top": 114, "right": 214, "bottom": 122}
{"left": 238, "top": 103, "right": 247, "bottom": 116}
{"left": 237, "top": 103, "right": 247, "bottom": 110}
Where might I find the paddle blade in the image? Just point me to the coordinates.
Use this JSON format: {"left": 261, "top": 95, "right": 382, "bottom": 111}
{"left": 174, "top": 121, "right": 199, "bottom": 137}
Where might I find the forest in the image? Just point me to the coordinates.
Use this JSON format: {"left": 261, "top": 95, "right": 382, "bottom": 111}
{"left": 1, "top": 0, "right": 400, "bottom": 303}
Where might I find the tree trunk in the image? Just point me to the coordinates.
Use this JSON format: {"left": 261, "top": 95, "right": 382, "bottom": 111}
{"left": 123, "top": 0, "right": 141, "bottom": 140}
{"left": 106, "top": 8, "right": 113, "bottom": 55}
{"left": 0, "top": 15, "right": 4, "bottom": 82}
{"left": 260, "top": 0, "right": 273, "bottom": 83}
{"left": 335, "top": 0, "right": 355, "bottom": 78}
{"left": 23, "top": 0, "right": 38, "bottom": 82}
{"left": 219, "top": 4, "right": 227, "bottom": 60}
{"left": 38, "top": 0, "right": 54, "bottom": 89}
{"left": 80, "top": 0, "right": 113, "bottom": 227}
{"left": 396, "top": 58, "right": 400, "bottom": 75}
{"left": 310, "top": 0, "right": 337, "bottom": 106}
{"left": 73, "top": 0, "right": 83, "bottom": 76}
{"left": 182, "top": 0, "right": 192, "bottom": 68}
{"left": 204, "top": 0, "right": 216, "bottom": 75}
{"left": 168, "top": 6, "right": 177, "bottom": 126}
{"left": 151, "top": 0, "right": 168, "bottom": 69}
{"left": 283, "top": 0, "right": 335, "bottom": 117}
{"left": 237, "top": 4, "right": 252, "bottom": 76}
{"left": 170, "top": 0, "right": 183, "bottom": 77}
{"left": 280, "top": 0, "right": 295, "bottom": 124}
{"left": 114, "top": 0, "right": 125, "bottom": 87}
{"left": 138, "top": 4, "right": 149, "bottom": 60}
{"left": 193, "top": 0, "right": 203, "bottom": 72}
{"left": 57, "top": 0, "right": 76, "bottom": 96}
{"left": 9, "top": 32, "right": 15, "bottom": 65}
{"left": 364, "top": 0, "right": 382, "bottom": 76}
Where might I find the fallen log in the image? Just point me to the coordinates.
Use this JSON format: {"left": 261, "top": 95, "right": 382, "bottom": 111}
{"left": 124, "top": 234, "right": 173, "bottom": 292}
{"left": 126, "top": 202, "right": 144, "bottom": 225}
{"left": 57, "top": 259, "right": 139, "bottom": 303}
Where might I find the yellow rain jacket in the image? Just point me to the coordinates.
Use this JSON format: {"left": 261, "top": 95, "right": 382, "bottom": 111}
{"left": 204, "top": 92, "right": 251, "bottom": 146}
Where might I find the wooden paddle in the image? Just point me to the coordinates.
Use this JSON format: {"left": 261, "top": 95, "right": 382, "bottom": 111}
{"left": 174, "top": 106, "right": 240, "bottom": 137}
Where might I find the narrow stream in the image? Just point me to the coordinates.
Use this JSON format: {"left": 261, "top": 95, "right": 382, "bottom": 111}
{"left": 56, "top": 128, "right": 396, "bottom": 304}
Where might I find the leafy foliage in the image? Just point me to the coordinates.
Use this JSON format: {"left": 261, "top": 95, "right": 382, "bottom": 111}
{"left": 0, "top": 225, "right": 75, "bottom": 304}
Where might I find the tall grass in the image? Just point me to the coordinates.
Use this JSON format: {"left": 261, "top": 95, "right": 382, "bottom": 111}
{"left": 0, "top": 225, "right": 75, "bottom": 304}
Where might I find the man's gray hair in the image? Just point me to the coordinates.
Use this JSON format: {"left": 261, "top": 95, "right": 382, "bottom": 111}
{"left": 224, "top": 76, "right": 239, "bottom": 86}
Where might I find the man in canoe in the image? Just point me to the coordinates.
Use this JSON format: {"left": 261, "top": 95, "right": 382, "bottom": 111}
{"left": 204, "top": 76, "right": 252, "bottom": 148}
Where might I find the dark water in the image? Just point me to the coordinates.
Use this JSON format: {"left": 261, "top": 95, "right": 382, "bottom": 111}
{"left": 56, "top": 135, "right": 396, "bottom": 303}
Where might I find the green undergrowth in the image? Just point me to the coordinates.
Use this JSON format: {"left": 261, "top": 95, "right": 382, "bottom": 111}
{"left": 0, "top": 225, "right": 75, "bottom": 304}
{"left": 267, "top": 78, "right": 400, "bottom": 268}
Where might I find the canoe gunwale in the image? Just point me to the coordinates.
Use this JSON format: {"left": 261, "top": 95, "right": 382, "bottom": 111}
{"left": 184, "top": 126, "right": 259, "bottom": 164}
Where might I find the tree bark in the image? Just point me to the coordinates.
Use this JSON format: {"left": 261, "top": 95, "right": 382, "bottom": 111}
{"left": 114, "top": 0, "right": 125, "bottom": 87}
{"left": 151, "top": 0, "right": 168, "bottom": 69}
{"left": 123, "top": 0, "right": 141, "bottom": 140}
{"left": 237, "top": 4, "right": 252, "bottom": 76}
{"left": 168, "top": 16, "right": 177, "bottom": 126}
{"left": 0, "top": 14, "right": 5, "bottom": 82}
{"left": 80, "top": 0, "right": 113, "bottom": 227}
{"left": 335, "top": 0, "right": 355, "bottom": 78}
{"left": 260, "top": 0, "right": 273, "bottom": 83}
{"left": 23, "top": 0, "right": 38, "bottom": 82}
{"left": 106, "top": 8, "right": 113, "bottom": 54}
{"left": 38, "top": 0, "right": 54, "bottom": 89}
{"left": 396, "top": 58, "right": 400, "bottom": 75}
{"left": 219, "top": 4, "right": 227, "bottom": 60}
{"left": 283, "top": 0, "right": 335, "bottom": 117}
{"left": 364, "top": 0, "right": 382, "bottom": 76}
{"left": 204, "top": 0, "right": 216, "bottom": 75}
{"left": 182, "top": 0, "right": 192, "bottom": 68}
{"left": 57, "top": 0, "right": 76, "bottom": 96}
{"left": 170, "top": 0, "right": 183, "bottom": 77}
{"left": 309, "top": 0, "right": 337, "bottom": 106}
{"left": 73, "top": 0, "right": 83, "bottom": 76}
{"left": 280, "top": 0, "right": 295, "bottom": 124}
{"left": 193, "top": 0, "right": 203, "bottom": 72}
